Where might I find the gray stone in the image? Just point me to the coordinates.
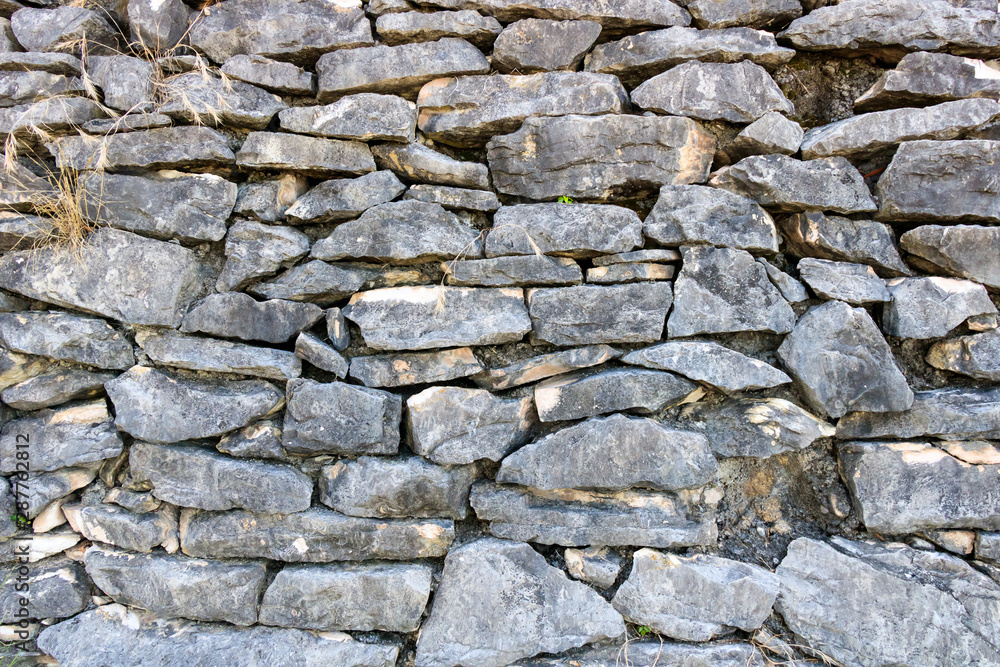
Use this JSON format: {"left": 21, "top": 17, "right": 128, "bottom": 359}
{"left": 978, "top": 532, "right": 1000, "bottom": 562}
{"left": 485, "top": 203, "right": 641, "bottom": 258}
{"left": 491, "top": 19, "right": 601, "bottom": 73}
{"left": 222, "top": 55, "right": 315, "bottom": 96}
{"left": 189, "top": 0, "right": 373, "bottom": 65}
{"left": 680, "top": 397, "right": 834, "bottom": 459}
{"left": 0, "top": 18, "right": 19, "bottom": 53}
{"left": 777, "top": 300, "right": 913, "bottom": 418}
{"left": 0, "top": 96, "right": 107, "bottom": 136}
{"left": 643, "top": 184, "right": 777, "bottom": 252}
{"left": 0, "top": 160, "right": 51, "bottom": 211}
{"left": 668, "top": 246, "right": 795, "bottom": 337}
{"left": 900, "top": 224, "right": 1000, "bottom": 288}
{"left": 259, "top": 562, "right": 432, "bottom": 632}
{"left": 17, "top": 467, "right": 95, "bottom": 519}
{"left": 320, "top": 456, "right": 480, "bottom": 519}
{"left": 49, "top": 127, "right": 235, "bottom": 171}
{"left": 585, "top": 263, "right": 675, "bottom": 284}
{"left": 327, "top": 308, "right": 349, "bottom": 350}
{"left": 623, "top": 341, "right": 791, "bottom": 394}
{"left": 233, "top": 173, "right": 310, "bottom": 223}
{"left": 444, "top": 255, "right": 583, "bottom": 286}
{"left": 470, "top": 482, "right": 720, "bottom": 548}
{"left": 499, "top": 414, "right": 716, "bottom": 491}
{"left": 396, "top": 0, "right": 689, "bottom": 29}
{"left": 0, "top": 212, "right": 52, "bottom": 250}
{"left": 295, "top": 332, "right": 348, "bottom": 377}
{"left": 317, "top": 38, "right": 490, "bottom": 100}
{"left": 728, "top": 111, "right": 804, "bottom": 160}
{"left": 311, "top": 200, "right": 482, "bottom": 263}
{"left": 181, "top": 293, "right": 324, "bottom": 344}
{"left": 86, "top": 55, "right": 155, "bottom": 112}
{"left": 368, "top": 0, "right": 413, "bottom": 15}
{"left": 710, "top": 154, "right": 877, "bottom": 213}
{"left": 10, "top": 7, "right": 118, "bottom": 55}
{"left": 613, "top": 549, "right": 779, "bottom": 642}
{"left": 0, "top": 557, "right": 87, "bottom": 622}
{"left": 404, "top": 184, "right": 500, "bottom": 212}
{"left": 127, "top": 0, "right": 189, "bottom": 51}
{"left": 0, "top": 71, "right": 86, "bottom": 108}
{"left": 80, "top": 171, "right": 237, "bottom": 244}
{"left": 217, "top": 220, "right": 311, "bottom": 292}
{"left": 181, "top": 507, "right": 454, "bottom": 562}
{"left": 487, "top": 114, "right": 716, "bottom": 201}
{"left": 533, "top": 368, "right": 697, "bottom": 422}
{"left": 688, "top": 0, "right": 801, "bottom": 29}
{"left": 217, "top": 420, "right": 287, "bottom": 460}
{"left": 595, "top": 249, "right": 682, "bottom": 267}
{"left": 927, "top": 328, "right": 1000, "bottom": 380}
{"left": 38, "top": 604, "right": 399, "bottom": 667}
{"left": 415, "top": 538, "right": 624, "bottom": 667}
{"left": 279, "top": 93, "right": 415, "bottom": 142}
{"left": 137, "top": 330, "right": 302, "bottom": 381}
{"left": 0, "top": 400, "right": 121, "bottom": 472}
{"left": 585, "top": 26, "right": 794, "bottom": 85}
{"left": 85, "top": 546, "right": 267, "bottom": 626}
{"left": 106, "top": 366, "right": 284, "bottom": 444}
{"left": 376, "top": 10, "right": 502, "bottom": 47}
{"left": 515, "top": 642, "right": 765, "bottom": 667}
{"left": 63, "top": 503, "right": 175, "bottom": 553}
{"left": 0, "top": 348, "right": 50, "bottom": 391}
{"left": 798, "top": 258, "right": 891, "bottom": 305}
{"left": 471, "top": 345, "right": 621, "bottom": 391}
{"left": 839, "top": 440, "right": 1000, "bottom": 533}
{"left": 103, "top": 488, "right": 162, "bottom": 514}
{"left": 1, "top": 367, "right": 114, "bottom": 411}
{"left": 0, "top": 290, "right": 27, "bottom": 312}
{"left": 0, "top": 228, "right": 201, "bottom": 327}
{"left": 0, "top": 311, "right": 132, "bottom": 370}
{"left": 856, "top": 52, "right": 1000, "bottom": 112}
{"left": 372, "top": 141, "right": 490, "bottom": 189}
{"left": 836, "top": 386, "right": 1000, "bottom": 441}
{"left": 282, "top": 378, "right": 401, "bottom": 456}
{"left": 351, "top": 348, "right": 484, "bottom": 388}
{"left": 343, "top": 286, "right": 531, "bottom": 350}
{"left": 81, "top": 112, "right": 173, "bottom": 134}
{"left": 236, "top": 131, "right": 375, "bottom": 177}
{"left": 527, "top": 283, "right": 672, "bottom": 345}
{"left": 416, "top": 72, "right": 627, "bottom": 146}
{"left": 285, "top": 171, "right": 406, "bottom": 224}
{"left": 779, "top": 211, "right": 912, "bottom": 277}
{"left": 249, "top": 261, "right": 436, "bottom": 304}
{"left": 159, "top": 72, "right": 286, "bottom": 130}
{"left": 775, "top": 537, "right": 1000, "bottom": 667}
{"left": 408, "top": 386, "right": 534, "bottom": 465}
{"left": 883, "top": 276, "right": 997, "bottom": 339}
{"left": 564, "top": 547, "right": 622, "bottom": 589}
{"left": 801, "top": 99, "right": 1000, "bottom": 160}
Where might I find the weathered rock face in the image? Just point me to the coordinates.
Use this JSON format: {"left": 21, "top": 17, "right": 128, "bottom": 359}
{"left": 775, "top": 537, "right": 1000, "bottom": 667}
{"left": 798, "top": 258, "right": 891, "bottom": 305}
{"left": 285, "top": 171, "right": 406, "bottom": 224}
{"left": 63, "top": 503, "right": 175, "bottom": 553}
{"left": 126, "top": 0, "right": 189, "bottom": 51}
{"left": 1, "top": 367, "right": 114, "bottom": 411}
{"left": 218, "top": 221, "right": 311, "bottom": 292}
{"left": 10, "top": 7, "right": 118, "bottom": 55}
{"left": 836, "top": 386, "right": 1000, "bottom": 441}
{"left": 415, "top": 538, "right": 625, "bottom": 667}
{"left": 405, "top": 184, "right": 500, "bottom": 212}
{"left": 486, "top": 203, "right": 641, "bottom": 258}
{"left": 472, "top": 345, "right": 621, "bottom": 390}
{"left": 0, "top": 557, "right": 88, "bottom": 623}
{"left": 0, "top": 96, "right": 109, "bottom": 137}
{"left": 377, "top": 10, "right": 502, "bottom": 47}
{"left": 350, "top": 348, "right": 484, "bottom": 388}
{"left": 236, "top": 131, "right": 376, "bottom": 177}
{"left": 643, "top": 185, "right": 778, "bottom": 252}
{"left": 564, "top": 547, "right": 622, "bottom": 589}
{"left": 250, "top": 261, "right": 435, "bottom": 304}
{"left": 856, "top": 51, "right": 1000, "bottom": 111}
{"left": 373, "top": 141, "right": 490, "bottom": 189}
{"left": 222, "top": 55, "right": 316, "bottom": 96}
{"left": 279, "top": 94, "right": 415, "bottom": 142}
{"left": 492, "top": 19, "right": 601, "bottom": 73}
{"left": 533, "top": 368, "right": 696, "bottom": 422}
{"left": 527, "top": 283, "right": 672, "bottom": 345}
{"left": 0, "top": 400, "right": 122, "bottom": 473}
{"left": 444, "top": 255, "right": 583, "bottom": 287}
{"left": 404, "top": 0, "right": 689, "bottom": 29}
{"left": 927, "top": 328, "right": 1000, "bottom": 380}
{"left": 688, "top": 0, "right": 801, "bottom": 30}
{"left": 900, "top": 224, "right": 1000, "bottom": 288}
{"left": 295, "top": 332, "right": 348, "bottom": 378}
{"left": 0, "top": 348, "right": 50, "bottom": 392}
{"left": 623, "top": 341, "right": 790, "bottom": 394}
{"left": 487, "top": 114, "right": 716, "bottom": 201}
{"left": 181, "top": 293, "right": 325, "bottom": 344}
{"left": 882, "top": 276, "right": 997, "bottom": 339}
{"left": 0, "top": 311, "right": 132, "bottom": 370}
{"left": 158, "top": 72, "right": 288, "bottom": 130}
{"left": 233, "top": 175, "right": 309, "bottom": 223}
{"left": 779, "top": 211, "right": 912, "bottom": 277}
{"left": 49, "top": 127, "right": 236, "bottom": 172}
{"left": 138, "top": 330, "right": 301, "bottom": 380}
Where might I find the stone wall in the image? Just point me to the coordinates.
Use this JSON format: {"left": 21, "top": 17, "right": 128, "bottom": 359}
{"left": 1, "top": 0, "right": 1000, "bottom": 665}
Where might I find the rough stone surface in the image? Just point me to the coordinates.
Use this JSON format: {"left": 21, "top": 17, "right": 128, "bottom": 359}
{"left": 563, "top": 547, "right": 622, "bottom": 589}
{"left": 279, "top": 93, "right": 415, "bottom": 142}
{"left": 515, "top": 643, "right": 764, "bottom": 667}
{"left": 856, "top": 51, "right": 1000, "bottom": 112}
{"left": 49, "top": 127, "right": 236, "bottom": 172}
{"left": 728, "top": 111, "right": 804, "bottom": 160}
{"left": 250, "top": 261, "right": 436, "bottom": 304}
{"left": 138, "top": 330, "right": 301, "bottom": 380}
{"left": 376, "top": 10, "right": 502, "bottom": 48}
{"left": 927, "top": 328, "right": 1000, "bottom": 380}
{"left": 623, "top": 341, "right": 790, "bottom": 393}
{"left": 373, "top": 141, "right": 490, "bottom": 189}
{"left": 85, "top": 55, "right": 155, "bottom": 113}
{"left": 1, "top": 367, "right": 114, "bottom": 411}
{"left": 404, "top": 184, "right": 500, "bottom": 212}
{"left": 217, "top": 221, "right": 311, "bottom": 292}
{"left": 350, "top": 348, "right": 484, "bottom": 388}
{"left": 900, "top": 224, "right": 1000, "bottom": 288}
{"left": 10, "top": 7, "right": 118, "bottom": 55}
{"left": 216, "top": 420, "right": 287, "bottom": 461}
{"left": 797, "top": 258, "right": 891, "bottom": 305}
{"left": 158, "top": 72, "right": 287, "bottom": 130}
{"left": 400, "top": 0, "right": 689, "bottom": 29}
{"left": 444, "top": 255, "right": 582, "bottom": 287}
{"left": 295, "top": 332, "right": 348, "bottom": 378}
{"left": 486, "top": 203, "right": 641, "bottom": 258}
{"left": 285, "top": 171, "right": 406, "bottom": 224}
{"left": 236, "top": 131, "right": 376, "bottom": 177}
{"left": 222, "top": 55, "right": 316, "bottom": 96}
{"left": 0, "top": 400, "right": 121, "bottom": 473}
{"left": 643, "top": 185, "right": 777, "bottom": 252}
{"left": 181, "top": 293, "right": 324, "bottom": 344}
{"left": 836, "top": 386, "right": 1000, "bottom": 441}
{"left": 533, "top": 368, "right": 696, "bottom": 422}
{"left": 688, "top": 0, "right": 801, "bottom": 30}
{"left": 780, "top": 211, "right": 912, "bottom": 277}
{"left": 585, "top": 263, "right": 675, "bottom": 284}
{"left": 492, "top": 19, "right": 601, "bottom": 73}
{"left": 471, "top": 345, "right": 621, "bottom": 391}
{"left": 883, "top": 276, "right": 997, "bottom": 339}
{"left": 0, "top": 311, "right": 133, "bottom": 370}
{"left": 63, "top": 503, "right": 174, "bottom": 553}
{"left": 527, "top": 283, "right": 672, "bottom": 345}
{"left": 0, "top": 557, "right": 87, "bottom": 622}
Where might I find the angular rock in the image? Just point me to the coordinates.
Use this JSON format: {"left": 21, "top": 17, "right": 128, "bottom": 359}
{"left": 585, "top": 263, "right": 675, "bottom": 284}
{"left": 49, "top": 127, "right": 235, "bottom": 171}
{"left": 249, "top": 261, "right": 435, "bottom": 304}
{"left": 485, "top": 203, "right": 641, "bottom": 258}
{"left": 279, "top": 93, "right": 414, "bottom": 142}
{"left": 18, "top": 466, "right": 95, "bottom": 520}
{"left": 159, "top": 72, "right": 286, "bottom": 130}
{"left": 491, "top": 19, "right": 601, "bottom": 73}
{"left": 798, "top": 258, "right": 891, "bottom": 305}
{"left": 856, "top": 52, "right": 1000, "bottom": 112}
{"left": 181, "top": 293, "right": 324, "bottom": 344}
{"left": 327, "top": 308, "right": 349, "bottom": 350}
{"left": 927, "top": 328, "right": 1000, "bottom": 380}
{"left": 236, "top": 131, "right": 375, "bottom": 177}
{"left": 1, "top": 367, "right": 113, "bottom": 411}
{"left": 216, "top": 420, "right": 287, "bottom": 461}
{"left": 0, "top": 96, "right": 108, "bottom": 136}
{"left": 137, "top": 330, "right": 302, "bottom": 381}
{"left": 471, "top": 345, "right": 621, "bottom": 391}
{"left": 397, "top": 0, "right": 689, "bottom": 29}
{"left": 376, "top": 10, "right": 502, "bottom": 47}
{"left": 233, "top": 173, "right": 310, "bottom": 223}
{"left": 710, "top": 154, "right": 877, "bottom": 213}
{"left": 564, "top": 547, "right": 622, "bottom": 589}
{"left": 408, "top": 386, "right": 534, "bottom": 465}
{"left": 623, "top": 341, "right": 790, "bottom": 394}
{"left": 416, "top": 72, "right": 627, "bottom": 146}
{"left": 372, "top": 141, "right": 489, "bottom": 189}
{"left": 295, "top": 332, "right": 348, "bottom": 378}
{"left": 728, "top": 111, "right": 804, "bottom": 160}
{"left": 613, "top": 549, "right": 779, "bottom": 641}
{"left": 527, "top": 283, "right": 672, "bottom": 345}
{"left": 533, "top": 368, "right": 696, "bottom": 422}
{"left": 350, "top": 348, "right": 484, "bottom": 388}
{"left": 415, "top": 538, "right": 624, "bottom": 667}
{"left": 487, "top": 114, "right": 716, "bottom": 201}
{"left": 883, "top": 276, "right": 997, "bottom": 339}
{"left": 10, "top": 7, "right": 118, "bottom": 55}
{"left": 343, "top": 286, "right": 531, "bottom": 350}
{"left": 126, "top": 0, "right": 189, "bottom": 52}
{"left": 0, "top": 557, "right": 87, "bottom": 622}
{"left": 0, "top": 400, "right": 121, "bottom": 473}
{"left": 836, "top": 386, "right": 1000, "bottom": 441}
{"left": 0, "top": 71, "right": 86, "bottom": 108}
{"left": 0, "top": 348, "right": 50, "bottom": 391}
{"left": 978, "top": 532, "right": 1000, "bottom": 562}
{"left": 0, "top": 311, "right": 132, "bottom": 370}
{"left": 688, "top": 0, "right": 801, "bottom": 30}
{"left": 285, "top": 171, "right": 406, "bottom": 224}
{"left": 81, "top": 112, "right": 173, "bottom": 134}
{"left": 85, "top": 55, "right": 155, "bottom": 112}
{"left": 317, "top": 38, "right": 490, "bottom": 100}
{"left": 445, "top": 255, "right": 582, "bottom": 287}
{"left": 0, "top": 160, "right": 51, "bottom": 211}
{"left": 217, "top": 221, "right": 310, "bottom": 292}
{"left": 221, "top": 55, "right": 315, "bottom": 96}
{"left": 777, "top": 300, "right": 913, "bottom": 418}
{"left": 643, "top": 184, "right": 777, "bottom": 252}
{"left": 900, "top": 224, "right": 1000, "bottom": 288}
{"left": 106, "top": 366, "right": 284, "bottom": 444}
{"left": 259, "top": 562, "right": 432, "bottom": 632}
{"left": 515, "top": 642, "right": 764, "bottom": 667}
{"left": 0, "top": 18, "right": 19, "bottom": 54}
{"left": 779, "top": 211, "right": 912, "bottom": 277}
{"left": 0, "top": 211, "right": 52, "bottom": 250}
{"left": 404, "top": 184, "right": 500, "bottom": 212}
{"left": 63, "top": 503, "right": 174, "bottom": 553}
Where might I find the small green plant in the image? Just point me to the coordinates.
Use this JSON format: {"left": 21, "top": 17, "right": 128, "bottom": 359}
{"left": 9, "top": 514, "right": 27, "bottom": 528}
{"left": 557, "top": 195, "right": 574, "bottom": 204}
{"left": 635, "top": 626, "right": 651, "bottom": 637}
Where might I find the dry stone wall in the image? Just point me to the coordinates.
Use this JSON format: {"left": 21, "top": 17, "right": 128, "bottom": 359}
{"left": 0, "top": 0, "right": 1000, "bottom": 665}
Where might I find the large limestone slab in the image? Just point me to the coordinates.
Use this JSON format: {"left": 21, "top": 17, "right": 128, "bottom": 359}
{"left": 158, "top": 72, "right": 287, "bottom": 130}
{"left": 49, "top": 127, "right": 235, "bottom": 171}
{"left": 486, "top": 203, "right": 641, "bottom": 258}
{"left": 236, "top": 131, "right": 376, "bottom": 177}
{"left": 0, "top": 400, "right": 121, "bottom": 473}
{"left": 373, "top": 141, "right": 490, "bottom": 189}
{"left": 180, "top": 293, "right": 324, "bottom": 344}
{"left": 399, "top": 0, "right": 690, "bottom": 29}
{"left": 927, "top": 328, "right": 1000, "bottom": 380}
{"left": 10, "top": 6, "right": 118, "bottom": 55}
{"left": 882, "top": 276, "right": 997, "bottom": 339}
{"left": 0, "top": 311, "right": 132, "bottom": 370}
{"left": 404, "top": 184, "right": 500, "bottom": 212}
{"left": 533, "top": 368, "right": 696, "bottom": 422}
{"left": 491, "top": 18, "right": 601, "bottom": 73}
{"left": 443, "top": 255, "right": 583, "bottom": 287}
{"left": 472, "top": 345, "right": 621, "bottom": 391}
{"left": 279, "top": 93, "right": 415, "bottom": 142}
{"left": 836, "top": 386, "right": 1000, "bottom": 441}
{"left": 415, "top": 538, "right": 625, "bottom": 667}
{"left": 901, "top": 224, "right": 1000, "bottom": 288}
{"left": 779, "top": 211, "right": 912, "bottom": 277}
{"left": 0, "top": 96, "right": 108, "bottom": 137}
{"left": 688, "top": 0, "right": 801, "bottom": 30}
{"left": 623, "top": 341, "right": 790, "bottom": 394}
{"left": 1, "top": 367, "right": 114, "bottom": 411}
{"left": 0, "top": 71, "right": 86, "bottom": 109}
{"left": 487, "top": 114, "right": 715, "bottom": 201}
{"left": 250, "top": 261, "right": 436, "bottom": 304}
{"left": 856, "top": 52, "right": 1000, "bottom": 112}
{"left": 376, "top": 10, "right": 502, "bottom": 47}
{"left": 285, "top": 171, "right": 405, "bottom": 225}
{"left": 350, "top": 348, "right": 484, "bottom": 388}
{"left": 527, "top": 283, "right": 672, "bottom": 345}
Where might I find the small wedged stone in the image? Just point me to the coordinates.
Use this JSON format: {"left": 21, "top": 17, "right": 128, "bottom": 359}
{"left": 591, "top": 249, "right": 681, "bottom": 266}
{"left": 586, "top": 263, "right": 674, "bottom": 283}
{"left": 317, "top": 38, "right": 490, "bottom": 101}
{"left": 797, "top": 258, "right": 891, "bottom": 305}
{"left": 407, "top": 386, "right": 534, "bottom": 465}
{"left": 236, "top": 131, "right": 376, "bottom": 177}
{"left": 680, "top": 398, "right": 834, "bottom": 459}
{"left": 159, "top": 72, "right": 286, "bottom": 130}
{"left": 285, "top": 171, "right": 406, "bottom": 224}
{"left": 49, "top": 126, "right": 235, "bottom": 171}
{"left": 350, "top": 348, "right": 483, "bottom": 388}
{"left": 491, "top": 19, "right": 601, "bottom": 73}
{"left": 533, "top": 368, "right": 696, "bottom": 422}
{"left": 416, "top": 72, "right": 627, "bottom": 146}
{"left": 105, "top": 366, "right": 284, "bottom": 444}
{"left": 217, "top": 221, "right": 311, "bottom": 292}
{"left": 0, "top": 400, "right": 121, "bottom": 472}
{"left": 471, "top": 482, "right": 720, "bottom": 548}
{"left": 585, "top": 26, "right": 794, "bottom": 85}
{"left": 311, "top": 200, "right": 482, "bottom": 264}
{"left": 0, "top": 53, "right": 81, "bottom": 76}
{"left": 777, "top": 300, "right": 913, "bottom": 419}
{"left": 343, "top": 286, "right": 531, "bottom": 351}
{"left": 856, "top": 52, "right": 1000, "bottom": 112}
{"left": 927, "top": 328, "right": 1000, "bottom": 380}
{"left": 485, "top": 203, "right": 641, "bottom": 258}
{"left": 836, "top": 386, "right": 1000, "bottom": 441}
{"left": 527, "top": 283, "right": 672, "bottom": 345}
{"left": 259, "top": 562, "right": 432, "bottom": 632}
{"left": 63, "top": 503, "right": 174, "bottom": 553}
{"left": 623, "top": 341, "right": 790, "bottom": 393}
{"left": 978, "top": 533, "right": 1000, "bottom": 562}
{"left": 137, "top": 330, "right": 302, "bottom": 381}
{"left": 396, "top": 0, "right": 689, "bottom": 29}
{"left": 372, "top": 141, "right": 490, "bottom": 189}
{"left": 728, "top": 111, "right": 804, "bottom": 160}
{"left": 882, "top": 276, "right": 997, "bottom": 339}
{"left": 632, "top": 60, "right": 794, "bottom": 123}
{"left": 181, "top": 293, "right": 324, "bottom": 344}
{"left": 900, "top": 224, "right": 1000, "bottom": 288}
{"left": 0, "top": 96, "right": 107, "bottom": 136}
{"left": 1, "top": 367, "right": 113, "bottom": 411}
{"left": 612, "top": 549, "right": 779, "bottom": 642}
{"left": 221, "top": 55, "right": 315, "bottom": 96}
{"left": 404, "top": 184, "right": 499, "bottom": 212}
{"left": 564, "top": 547, "right": 622, "bottom": 589}
{"left": 471, "top": 345, "right": 621, "bottom": 391}
{"left": 249, "top": 261, "right": 435, "bottom": 304}
{"left": 0, "top": 557, "right": 87, "bottom": 622}
{"left": 279, "top": 94, "right": 415, "bottom": 142}
{"left": 217, "top": 420, "right": 287, "bottom": 460}
{"left": 415, "top": 537, "right": 625, "bottom": 667}
{"left": 181, "top": 507, "right": 454, "bottom": 562}
{"left": 487, "top": 114, "right": 715, "bottom": 201}
{"left": 0, "top": 311, "right": 132, "bottom": 370}
{"left": 709, "top": 154, "right": 877, "bottom": 213}
{"left": 283, "top": 378, "right": 400, "bottom": 456}
{"left": 294, "top": 332, "right": 348, "bottom": 379}
{"left": 498, "top": 414, "right": 716, "bottom": 491}
{"left": 688, "top": 0, "right": 801, "bottom": 30}
{"left": 0, "top": 348, "right": 50, "bottom": 391}
{"left": 643, "top": 184, "right": 777, "bottom": 252}
{"left": 84, "top": 546, "right": 267, "bottom": 626}
{"left": 320, "top": 456, "right": 480, "bottom": 519}
{"left": 10, "top": 7, "right": 118, "bottom": 55}
{"left": 327, "top": 308, "right": 349, "bottom": 351}
{"left": 376, "top": 10, "right": 502, "bottom": 47}
{"left": 779, "top": 211, "right": 912, "bottom": 277}
{"left": 127, "top": 0, "right": 189, "bottom": 52}
{"left": 85, "top": 55, "right": 155, "bottom": 112}
{"left": 233, "top": 173, "right": 310, "bottom": 223}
